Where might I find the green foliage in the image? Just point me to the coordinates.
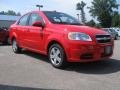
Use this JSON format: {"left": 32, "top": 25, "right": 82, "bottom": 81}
{"left": 86, "top": 19, "right": 96, "bottom": 27}
{"left": 112, "top": 11, "right": 120, "bottom": 27}
{"left": 86, "top": 19, "right": 101, "bottom": 28}
{"left": 0, "top": 10, "right": 21, "bottom": 16}
{"left": 88, "top": 0, "right": 119, "bottom": 28}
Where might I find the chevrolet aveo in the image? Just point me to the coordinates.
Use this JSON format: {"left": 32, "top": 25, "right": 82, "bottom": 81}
{"left": 9, "top": 11, "right": 114, "bottom": 69}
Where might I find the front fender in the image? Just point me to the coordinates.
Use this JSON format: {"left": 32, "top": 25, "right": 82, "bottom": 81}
{"left": 45, "top": 34, "right": 69, "bottom": 59}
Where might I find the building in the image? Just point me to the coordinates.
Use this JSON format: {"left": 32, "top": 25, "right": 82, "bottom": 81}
{"left": 0, "top": 15, "right": 20, "bottom": 28}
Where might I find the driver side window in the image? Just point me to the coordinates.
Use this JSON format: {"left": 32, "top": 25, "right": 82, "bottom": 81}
{"left": 29, "top": 13, "right": 43, "bottom": 26}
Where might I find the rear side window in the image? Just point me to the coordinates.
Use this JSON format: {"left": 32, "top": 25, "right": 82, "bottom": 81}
{"left": 29, "top": 13, "right": 43, "bottom": 26}
{"left": 18, "top": 14, "right": 29, "bottom": 26}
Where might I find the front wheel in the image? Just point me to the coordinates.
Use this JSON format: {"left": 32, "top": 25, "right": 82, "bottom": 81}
{"left": 48, "top": 44, "right": 68, "bottom": 69}
{"left": 12, "top": 39, "right": 21, "bottom": 53}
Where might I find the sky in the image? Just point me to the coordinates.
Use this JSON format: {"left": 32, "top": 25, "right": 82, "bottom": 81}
{"left": 0, "top": 0, "right": 120, "bottom": 21}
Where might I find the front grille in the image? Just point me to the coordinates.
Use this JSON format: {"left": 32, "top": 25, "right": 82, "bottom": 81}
{"left": 96, "top": 35, "right": 111, "bottom": 43}
{"left": 80, "top": 53, "right": 93, "bottom": 59}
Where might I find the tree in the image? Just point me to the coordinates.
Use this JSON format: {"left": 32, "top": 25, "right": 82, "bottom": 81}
{"left": 7, "top": 10, "right": 16, "bottom": 15}
{"left": 86, "top": 19, "right": 96, "bottom": 27}
{"left": 0, "top": 11, "right": 6, "bottom": 15}
{"left": 112, "top": 11, "right": 120, "bottom": 27}
{"left": 88, "top": 0, "right": 119, "bottom": 28}
{"left": 0, "top": 10, "right": 21, "bottom": 16}
{"left": 17, "top": 12, "right": 21, "bottom": 16}
{"left": 76, "top": 1, "right": 86, "bottom": 24}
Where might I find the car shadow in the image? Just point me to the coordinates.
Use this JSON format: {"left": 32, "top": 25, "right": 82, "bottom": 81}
{"left": 65, "top": 59, "right": 120, "bottom": 74}
{"left": 0, "top": 84, "right": 56, "bottom": 90}
{"left": 22, "top": 50, "right": 50, "bottom": 63}
{"left": 22, "top": 50, "right": 120, "bottom": 74}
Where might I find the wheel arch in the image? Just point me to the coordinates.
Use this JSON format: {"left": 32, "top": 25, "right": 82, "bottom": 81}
{"left": 46, "top": 40, "right": 68, "bottom": 59}
{"left": 10, "top": 32, "right": 17, "bottom": 43}
{"left": 47, "top": 40, "right": 64, "bottom": 54}
{"left": 11, "top": 36, "right": 16, "bottom": 43}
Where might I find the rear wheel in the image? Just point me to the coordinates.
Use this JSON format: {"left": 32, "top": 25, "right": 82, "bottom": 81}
{"left": 48, "top": 44, "right": 68, "bottom": 69}
{"left": 12, "top": 39, "right": 21, "bottom": 53}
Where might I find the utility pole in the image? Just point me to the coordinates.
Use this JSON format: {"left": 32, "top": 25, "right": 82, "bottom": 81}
{"left": 76, "top": 1, "right": 86, "bottom": 24}
{"left": 77, "top": 14, "right": 80, "bottom": 21}
{"left": 36, "top": 5, "right": 43, "bottom": 11}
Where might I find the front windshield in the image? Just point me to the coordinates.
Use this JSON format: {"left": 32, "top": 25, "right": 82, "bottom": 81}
{"left": 43, "top": 11, "right": 81, "bottom": 25}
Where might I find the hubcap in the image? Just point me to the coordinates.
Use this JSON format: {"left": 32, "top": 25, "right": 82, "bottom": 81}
{"left": 12, "top": 40, "right": 17, "bottom": 52}
{"left": 50, "top": 47, "right": 62, "bottom": 66}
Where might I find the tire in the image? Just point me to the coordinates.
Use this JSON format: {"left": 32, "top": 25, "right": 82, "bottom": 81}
{"left": 12, "top": 39, "right": 21, "bottom": 53}
{"left": 48, "top": 44, "right": 68, "bottom": 69}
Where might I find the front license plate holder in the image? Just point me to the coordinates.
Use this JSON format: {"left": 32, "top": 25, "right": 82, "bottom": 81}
{"left": 104, "top": 46, "right": 112, "bottom": 55}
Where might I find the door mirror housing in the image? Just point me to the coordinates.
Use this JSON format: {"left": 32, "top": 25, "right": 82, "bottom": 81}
{"left": 32, "top": 21, "right": 44, "bottom": 27}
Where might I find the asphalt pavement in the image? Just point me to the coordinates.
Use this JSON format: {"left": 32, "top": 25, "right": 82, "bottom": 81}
{"left": 0, "top": 41, "right": 120, "bottom": 90}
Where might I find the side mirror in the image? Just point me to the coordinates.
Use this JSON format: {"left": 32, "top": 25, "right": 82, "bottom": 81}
{"left": 32, "top": 21, "right": 44, "bottom": 27}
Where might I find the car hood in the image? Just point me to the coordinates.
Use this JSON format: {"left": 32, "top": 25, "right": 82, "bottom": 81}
{"left": 52, "top": 24, "right": 108, "bottom": 36}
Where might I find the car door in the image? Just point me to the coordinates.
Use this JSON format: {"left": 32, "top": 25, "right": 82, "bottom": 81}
{"left": 0, "top": 28, "right": 5, "bottom": 42}
{"left": 26, "top": 13, "right": 45, "bottom": 51}
{"left": 17, "top": 13, "right": 30, "bottom": 47}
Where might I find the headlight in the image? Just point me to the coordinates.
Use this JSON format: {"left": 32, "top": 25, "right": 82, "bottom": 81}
{"left": 68, "top": 32, "right": 92, "bottom": 41}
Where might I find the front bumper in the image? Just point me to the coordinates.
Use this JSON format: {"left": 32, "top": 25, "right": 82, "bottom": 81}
{"left": 67, "top": 41, "right": 114, "bottom": 62}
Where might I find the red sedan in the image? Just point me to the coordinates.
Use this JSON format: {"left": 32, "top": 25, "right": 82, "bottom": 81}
{"left": 9, "top": 11, "right": 114, "bottom": 69}
{"left": 0, "top": 27, "right": 10, "bottom": 44}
